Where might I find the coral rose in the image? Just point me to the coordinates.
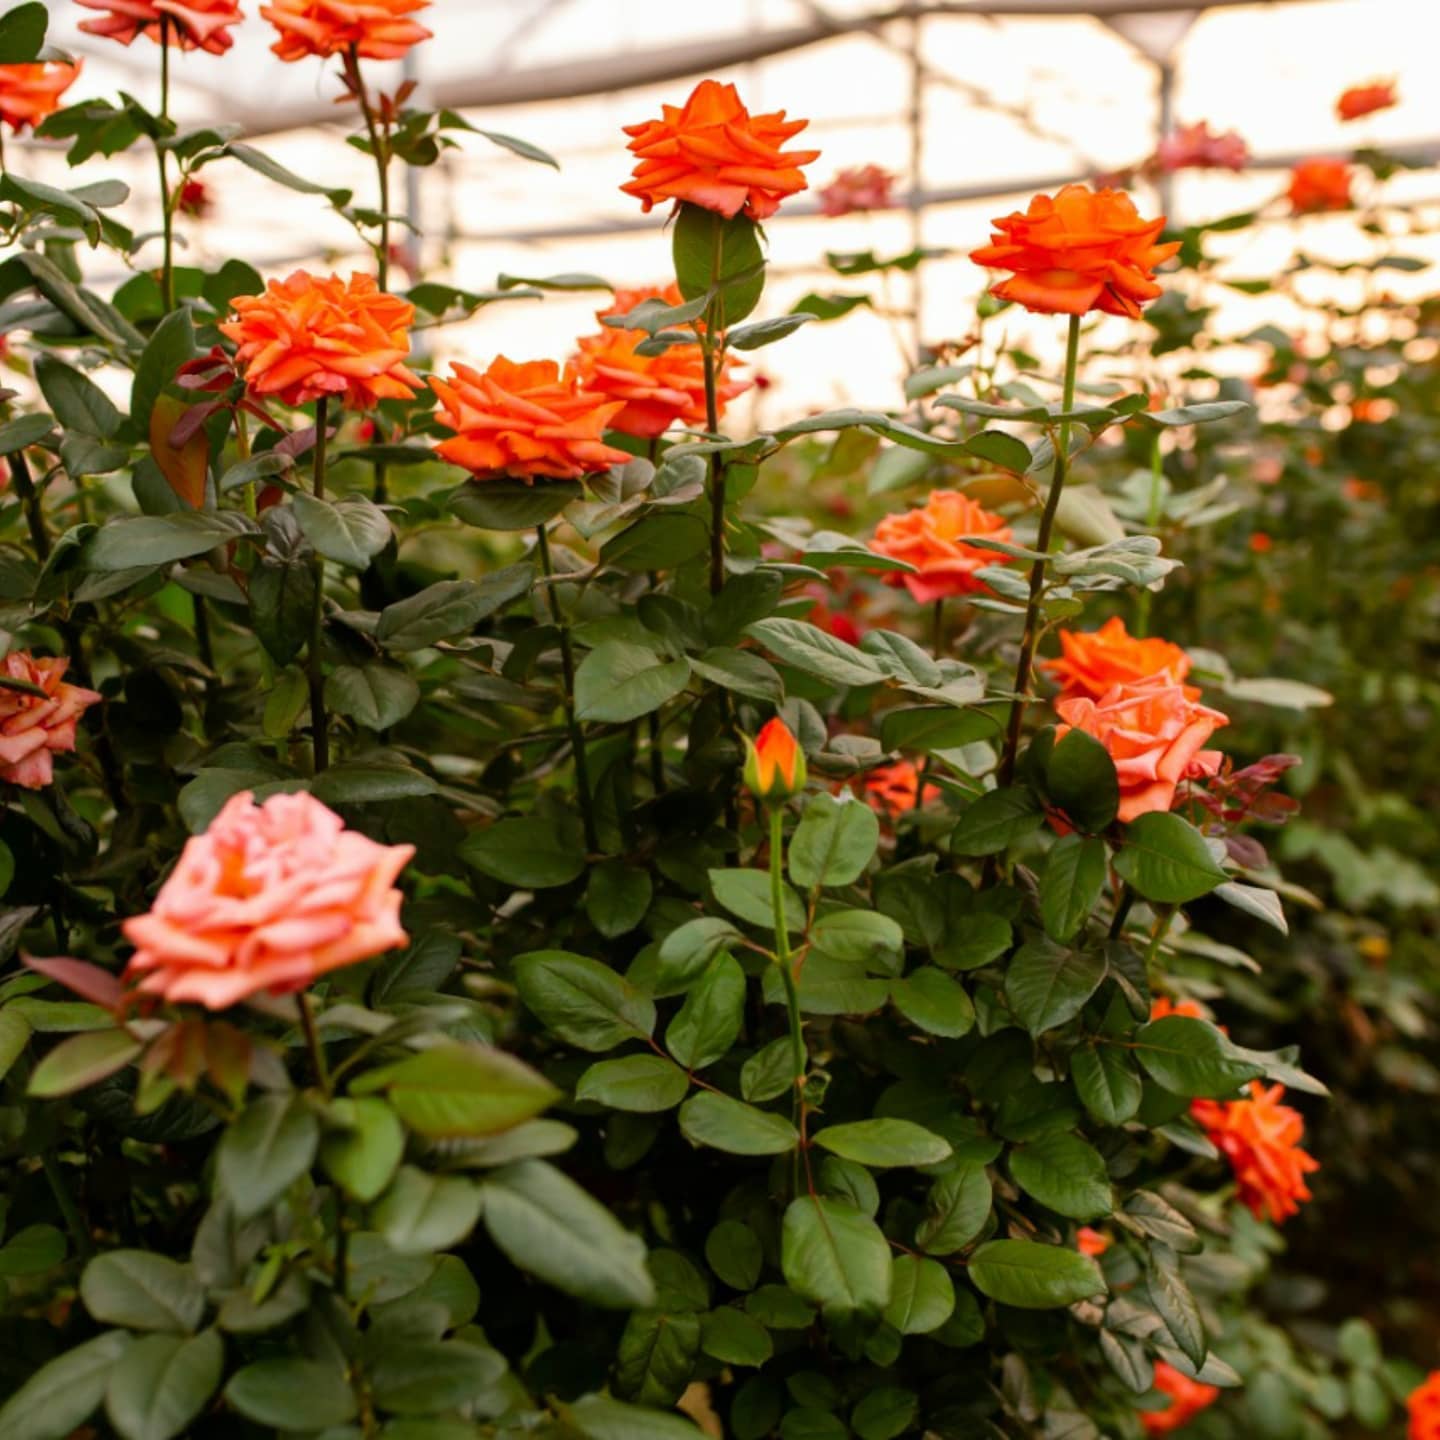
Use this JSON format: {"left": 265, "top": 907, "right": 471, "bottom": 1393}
{"left": 220, "top": 271, "right": 420, "bottom": 411}
{"left": 430, "top": 357, "right": 631, "bottom": 482}
{"left": 1409, "top": 1372, "right": 1440, "bottom": 1440}
{"left": 0, "top": 62, "right": 81, "bottom": 133}
{"left": 1288, "top": 158, "right": 1351, "bottom": 214}
{"left": 570, "top": 284, "right": 749, "bottom": 439}
{"left": 1141, "top": 1361, "right": 1220, "bottom": 1435}
{"left": 622, "top": 78, "right": 820, "bottom": 221}
{"left": 1190, "top": 1081, "right": 1319, "bottom": 1225}
{"left": 1053, "top": 676, "right": 1228, "bottom": 823}
{"left": 818, "top": 165, "right": 896, "bottom": 217}
{"left": 870, "top": 490, "right": 1013, "bottom": 605}
{"left": 122, "top": 791, "right": 413, "bottom": 1009}
{"left": 0, "top": 652, "right": 102, "bottom": 790}
{"left": 1153, "top": 121, "right": 1248, "bottom": 174}
{"left": 1042, "top": 617, "right": 1194, "bottom": 702}
{"left": 970, "top": 184, "right": 1179, "bottom": 318}
{"left": 1337, "top": 81, "right": 1397, "bottom": 123}
{"left": 76, "top": 0, "right": 244, "bottom": 54}
{"left": 260, "top": 0, "right": 432, "bottom": 60}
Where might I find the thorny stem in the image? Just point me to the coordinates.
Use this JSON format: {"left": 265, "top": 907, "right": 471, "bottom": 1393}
{"left": 309, "top": 398, "right": 331, "bottom": 774}
{"left": 769, "top": 806, "right": 808, "bottom": 1196}
{"left": 536, "top": 523, "right": 599, "bottom": 852}
{"left": 998, "top": 312, "right": 1082, "bottom": 787}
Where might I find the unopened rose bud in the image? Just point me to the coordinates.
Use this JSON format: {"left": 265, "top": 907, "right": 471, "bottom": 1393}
{"left": 742, "top": 717, "right": 807, "bottom": 803}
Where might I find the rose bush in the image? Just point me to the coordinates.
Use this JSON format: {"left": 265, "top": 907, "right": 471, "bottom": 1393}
{"left": 0, "top": 8, "right": 1430, "bottom": 1440}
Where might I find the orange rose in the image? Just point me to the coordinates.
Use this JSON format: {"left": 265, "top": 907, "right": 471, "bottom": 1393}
{"left": 1190, "top": 1081, "right": 1319, "bottom": 1225}
{"left": 1408, "top": 1372, "right": 1440, "bottom": 1440}
{"left": 1288, "top": 158, "right": 1351, "bottom": 214}
{"left": 260, "top": 0, "right": 432, "bottom": 60}
{"left": 430, "top": 357, "right": 630, "bottom": 483}
{"left": 1041, "top": 617, "right": 1193, "bottom": 702}
{"left": 220, "top": 271, "right": 420, "bottom": 411}
{"left": 1053, "top": 677, "right": 1227, "bottom": 823}
{"left": 863, "top": 761, "right": 939, "bottom": 819}
{"left": 1150, "top": 996, "right": 1205, "bottom": 1022}
{"left": 1141, "top": 1361, "right": 1220, "bottom": 1435}
{"left": 622, "top": 79, "right": 820, "bottom": 221}
{"left": 970, "top": 184, "right": 1179, "bottom": 318}
{"left": 0, "top": 652, "right": 102, "bottom": 790}
{"left": 0, "top": 61, "right": 81, "bottom": 132}
{"left": 743, "top": 717, "right": 806, "bottom": 802}
{"left": 1248, "top": 531, "right": 1274, "bottom": 554}
{"left": 570, "top": 283, "right": 749, "bottom": 439}
{"left": 869, "top": 490, "right": 1013, "bottom": 605}
{"left": 76, "top": 0, "right": 244, "bottom": 53}
{"left": 1337, "top": 80, "right": 1397, "bottom": 122}
{"left": 1075, "top": 1227, "right": 1110, "bottom": 1258}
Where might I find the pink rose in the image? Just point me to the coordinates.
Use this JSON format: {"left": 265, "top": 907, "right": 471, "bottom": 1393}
{"left": 123, "top": 791, "right": 414, "bottom": 1009}
{"left": 0, "top": 652, "right": 102, "bottom": 790}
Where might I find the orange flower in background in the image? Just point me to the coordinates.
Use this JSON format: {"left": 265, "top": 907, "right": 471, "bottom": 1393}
{"left": 0, "top": 61, "right": 81, "bottom": 133}
{"left": 1191, "top": 1082, "right": 1319, "bottom": 1225}
{"left": 818, "top": 164, "right": 896, "bottom": 217}
{"left": 1249, "top": 531, "right": 1274, "bottom": 554}
{"left": 1150, "top": 996, "right": 1205, "bottom": 1022}
{"left": 260, "top": 0, "right": 432, "bottom": 61}
{"left": 76, "top": 0, "right": 244, "bottom": 53}
{"left": 123, "top": 791, "right": 413, "bottom": 1010}
{"left": 570, "top": 283, "right": 749, "bottom": 439}
{"left": 1288, "top": 158, "right": 1351, "bottom": 214}
{"left": 869, "top": 490, "right": 1013, "bottom": 605}
{"left": 1408, "top": 1372, "right": 1440, "bottom": 1440}
{"left": 0, "top": 653, "right": 102, "bottom": 791}
{"left": 1054, "top": 677, "right": 1228, "bottom": 823}
{"left": 1075, "top": 1227, "right": 1110, "bottom": 1258}
{"left": 176, "top": 177, "right": 211, "bottom": 218}
{"left": 743, "top": 717, "right": 807, "bottom": 802}
{"left": 863, "top": 761, "right": 939, "bottom": 819}
{"left": 1337, "top": 80, "right": 1397, "bottom": 122}
{"left": 220, "top": 271, "right": 420, "bottom": 411}
{"left": 1153, "top": 121, "right": 1248, "bottom": 174}
{"left": 1141, "top": 1361, "right": 1220, "bottom": 1435}
{"left": 1042, "top": 616, "right": 1194, "bottom": 702}
{"left": 970, "top": 184, "right": 1179, "bottom": 318}
{"left": 430, "top": 358, "right": 630, "bottom": 482}
{"left": 622, "top": 79, "right": 820, "bottom": 221}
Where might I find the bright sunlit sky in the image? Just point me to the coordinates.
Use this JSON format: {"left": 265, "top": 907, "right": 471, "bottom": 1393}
{"left": 18, "top": 0, "right": 1440, "bottom": 412}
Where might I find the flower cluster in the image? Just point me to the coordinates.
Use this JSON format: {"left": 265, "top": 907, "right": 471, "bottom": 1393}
{"left": 1191, "top": 1081, "right": 1320, "bottom": 1224}
{"left": 1142, "top": 1361, "right": 1220, "bottom": 1434}
{"left": 868, "top": 489, "right": 1013, "bottom": 605}
{"left": 0, "top": 652, "right": 102, "bottom": 791}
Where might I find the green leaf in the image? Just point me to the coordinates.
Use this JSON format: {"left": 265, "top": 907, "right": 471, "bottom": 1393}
{"left": 656, "top": 916, "right": 742, "bottom": 995}
{"left": 879, "top": 705, "right": 1000, "bottom": 754}
{"left": 352, "top": 1042, "right": 560, "bottom": 1138}
{"left": 709, "top": 868, "right": 804, "bottom": 932}
{"left": 1004, "top": 939, "right": 1106, "bottom": 1034}
{"left": 320, "top": 1096, "right": 405, "bottom": 1201}
{"left": 781, "top": 1196, "right": 891, "bottom": 1319}
{"left": 131, "top": 308, "right": 195, "bottom": 439}
{"left": 104, "top": 1330, "right": 223, "bottom": 1440}
{"left": 0, "top": 412, "right": 53, "bottom": 456}
{"left": 968, "top": 1239, "right": 1105, "bottom": 1309}
{"left": 373, "top": 1167, "right": 483, "bottom": 1254}
{"left": 1129, "top": 1015, "right": 1264, "bottom": 1098}
{"left": 470, "top": 126, "right": 559, "bottom": 167}
{"left": 813, "top": 1118, "right": 951, "bottom": 1168}
{"left": 1009, "top": 1133, "right": 1112, "bottom": 1221}
{"left": 666, "top": 953, "right": 744, "bottom": 1070}
{"left": 324, "top": 663, "right": 419, "bottom": 731}
{"left": 728, "top": 313, "right": 815, "bottom": 350}
{"left": 369, "top": 1339, "right": 507, "bottom": 1415}
{"left": 512, "top": 950, "right": 656, "bottom": 1051}
{"left": 851, "top": 1387, "right": 919, "bottom": 1440}
{"left": 377, "top": 572, "right": 528, "bottom": 649}
{"left": 916, "top": 1162, "right": 992, "bottom": 1255}
{"left": 706, "top": 1220, "right": 763, "bottom": 1291}
{"left": 310, "top": 760, "right": 436, "bottom": 805}
{"left": 460, "top": 816, "right": 587, "bottom": 888}
{"left": 215, "top": 1093, "right": 319, "bottom": 1220}
{"left": 224, "top": 1358, "right": 356, "bottom": 1431}
{"left": 84, "top": 512, "right": 256, "bottom": 571}
{"left": 883, "top": 1255, "right": 955, "bottom": 1335}
{"left": 1114, "top": 813, "right": 1227, "bottom": 904}
{"left": 788, "top": 792, "right": 879, "bottom": 889}
{"left": 28, "top": 1028, "right": 141, "bottom": 1097}
{"left": 0, "top": 1224, "right": 64, "bottom": 1277}
{"left": 809, "top": 909, "right": 903, "bottom": 965}
{"left": 1124, "top": 1191, "right": 1201, "bottom": 1254}
{"left": 672, "top": 204, "right": 764, "bottom": 327}
{"left": 481, "top": 1159, "right": 655, "bottom": 1309}
{"left": 934, "top": 912, "right": 1013, "bottom": 972}
{"left": 80, "top": 1251, "right": 204, "bottom": 1334}
{"left": 34, "top": 355, "right": 122, "bottom": 439}
{"left": 741, "top": 1037, "right": 794, "bottom": 1104}
{"left": 565, "top": 1394, "right": 706, "bottom": 1440}
{"left": 577, "top": 1054, "right": 689, "bottom": 1112}
{"left": 689, "top": 647, "right": 784, "bottom": 704}
{"left": 450, "top": 479, "right": 580, "bottom": 531}
{"left": 0, "top": 173, "right": 100, "bottom": 243}
{"left": 585, "top": 860, "right": 654, "bottom": 939}
{"left": 1040, "top": 835, "right": 1108, "bottom": 943}
{"left": 1136, "top": 400, "right": 1249, "bottom": 428}
{"left": 0, "top": 1330, "right": 131, "bottom": 1440}
{"left": 575, "top": 642, "right": 691, "bottom": 724}
{"left": 679, "top": 1092, "right": 798, "bottom": 1155}
{"left": 599, "top": 512, "right": 709, "bottom": 571}
{"left": 1072, "top": 1045, "right": 1142, "bottom": 1126}
{"left": 701, "top": 1307, "right": 772, "bottom": 1366}
{"left": 0, "top": 3, "right": 47, "bottom": 63}
{"left": 1044, "top": 729, "right": 1119, "bottom": 833}
{"left": 890, "top": 966, "right": 976, "bottom": 1038}
{"left": 292, "top": 491, "right": 391, "bottom": 569}
{"left": 745, "top": 618, "right": 887, "bottom": 688}
{"left": 951, "top": 787, "right": 1044, "bottom": 856}
{"left": 1147, "top": 1256, "right": 1206, "bottom": 1369}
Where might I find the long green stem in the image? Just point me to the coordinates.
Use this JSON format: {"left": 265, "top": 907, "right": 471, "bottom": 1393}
{"left": 157, "top": 17, "right": 174, "bottom": 313}
{"left": 998, "top": 312, "right": 1082, "bottom": 787}
{"left": 1134, "top": 429, "right": 1164, "bottom": 637}
{"left": 535, "top": 523, "right": 598, "bottom": 852}
{"left": 309, "top": 398, "right": 331, "bottom": 774}
{"left": 769, "top": 806, "right": 807, "bottom": 1194}
{"left": 703, "top": 214, "right": 728, "bottom": 596}
{"left": 297, "top": 990, "right": 331, "bottom": 1096}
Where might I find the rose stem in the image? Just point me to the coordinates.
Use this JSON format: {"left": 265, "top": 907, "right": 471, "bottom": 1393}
{"left": 157, "top": 16, "right": 174, "bottom": 313}
{"left": 769, "top": 804, "right": 808, "bottom": 1197}
{"left": 309, "top": 397, "right": 331, "bottom": 774}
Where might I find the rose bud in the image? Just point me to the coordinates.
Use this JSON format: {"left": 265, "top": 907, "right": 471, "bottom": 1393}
{"left": 743, "top": 717, "right": 807, "bottom": 803}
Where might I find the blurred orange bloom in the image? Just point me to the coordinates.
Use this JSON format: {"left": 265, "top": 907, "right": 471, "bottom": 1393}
{"left": 1288, "top": 158, "right": 1351, "bottom": 214}
{"left": 1054, "top": 677, "right": 1228, "bottom": 823}
{"left": 1337, "top": 80, "right": 1397, "bottom": 122}
{"left": 260, "top": 0, "right": 432, "bottom": 60}
{"left": 622, "top": 79, "right": 820, "bottom": 221}
{"left": 1141, "top": 1361, "right": 1220, "bottom": 1435}
{"left": 1408, "top": 1371, "right": 1440, "bottom": 1440}
{"left": 1191, "top": 1081, "right": 1319, "bottom": 1224}
{"left": 1150, "top": 996, "right": 1205, "bottom": 1022}
{"left": 1249, "top": 531, "right": 1274, "bottom": 554}
{"left": 970, "top": 184, "right": 1179, "bottom": 318}
{"left": 1075, "top": 1227, "right": 1110, "bottom": 1258}
{"left": 1343, "top": 477, "right": 1381, "bottom": 502}
{"left": 1153, "top": 121, "right": 1248, "bottom": 173}
{"left": 221, "top": 271, "right": 420, "bottom": 411}
{"left": 76, "top": 0, "right": 244, "bottom": 53}
{"left": 571, "top": 283, "right": 749, "bottom": 439}
{"left": 1041, "top": 616, "right": 1194, "bottom": 702}
{"left": 0, "top": 61, "right": 81, "bottom": 132}
{"left": 818, "top": 164, "right": 895, "bottom": 217}
{"left": 863, "top": 761, "right": 939, "bottom": 819}
{"left": 430, "top": 358, "right": 630, "bottom": 482}
{"left": 869, "top": 490, "right": 1012, "bottom": 605}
